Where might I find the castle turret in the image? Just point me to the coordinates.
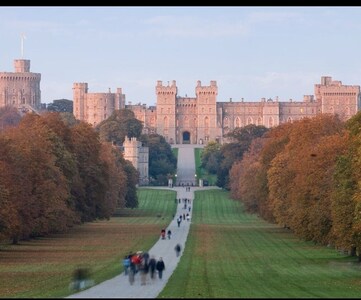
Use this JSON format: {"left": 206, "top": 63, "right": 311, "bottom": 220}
{"left": 155, "top": 80, "right": 177, "bottom": 144}
{"left": 73, "top": 83, "right": 88, "bottom": 121}
{"left": 196, "top": 80, "right": 218, "bottom": 144}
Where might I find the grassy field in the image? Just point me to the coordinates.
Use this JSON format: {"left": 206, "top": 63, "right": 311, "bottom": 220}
{"left": 159, "top": 189, "right": 361, "bottom": 298}
{"left": 0, "top": 188, "right": 177, "bottom": 298}
{"left": 194, "top": 148, "right": 217, "bottom": 186}
{"left": 3, "top": 187, "right": 361, "bottom": 298}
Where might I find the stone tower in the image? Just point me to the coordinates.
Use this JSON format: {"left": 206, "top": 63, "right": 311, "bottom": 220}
{"left": 73, "top": 83, "right": 126, "bottom": 126}
{"left": 195, "top": 80, "right": 218, "bottom": 144}
{"left": 0, "top": 59, "right": 41, "bottom": 110}
{"left": 73, "top": 82, "right": 88, "bottom": 121}
{"left": 155, "top": 80, "right": 177, "bottom": 144}
{"left": 123, "top": 136, "right": 149, "bottom": 186}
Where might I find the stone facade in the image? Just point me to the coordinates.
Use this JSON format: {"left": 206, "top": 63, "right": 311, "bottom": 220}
{"left": 129, "top": 77, "right": 360, "bottom": 145}
{"left": 73, "top": 76, "right": 361, "bottom": 145}
{"left": 0, "top": 59, "right": 41, "bottom": 112}
{"left": 73, "top": 83, "right": 126, "bottom": 127}
{"left": 122, "top": 136, "right": 149, "bottom": 186}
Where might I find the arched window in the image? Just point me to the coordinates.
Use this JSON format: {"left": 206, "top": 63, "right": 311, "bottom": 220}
{"left": 268, "top": 117, "right": 274, "bottom": 127}
{"left": 204, "top": 116, "right": 209, "bottom": 128}
{"left": 247, "top": 117, "right": 253, "bottom": 125}
{"left": 234, "top": 117, "right": 240, "bottom": 128}
{"left": 224, "top": 117, "right": 229, "bottom": 127}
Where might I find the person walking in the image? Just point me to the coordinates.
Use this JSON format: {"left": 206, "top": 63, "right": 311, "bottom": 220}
{"left": 156, "top": 257, "right": 165, "bottom": 279}
{"left": 122, "top": 255, "right": 131, "bottom": 276}
{"left": 139, "top": 259, "right": 148, "bottom": 286}
{"left": 128, "top": 254, "right": 136, "bottom": 285}
{"left": 167, "top": 229, "right": 172, "bottom": 239}
{"left": 148, "top": 255, "right": 157, "bottom": 280}
{"left": 174, "top": 243, "right": 182, "bottom": 257}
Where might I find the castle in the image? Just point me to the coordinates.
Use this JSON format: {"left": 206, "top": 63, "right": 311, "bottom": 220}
{"left": 0, "top": 58, "right": 360, "bottom": 146}
{"left": 73, "top": 77, "right": 361, "bottom": 145}
{"left": 0, "top": 59, "right": 41, "bottom": 113}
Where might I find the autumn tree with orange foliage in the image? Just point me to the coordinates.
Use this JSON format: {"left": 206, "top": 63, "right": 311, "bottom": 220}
{"left": 330, "top": 112, "right": 361, "bottom": 258}
{"left": 0, "top": 112, "right": 137, "bottom": 244}
{"left": 0, "top": 113, "right": 73, "bottom": 243}
{"left": 267, "top": 115, "right": 346, "bottom": 244}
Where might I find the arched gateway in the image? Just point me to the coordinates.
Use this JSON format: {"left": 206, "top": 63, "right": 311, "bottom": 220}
{"left": 182, "top": 131, "right": 190, "bottom": 144}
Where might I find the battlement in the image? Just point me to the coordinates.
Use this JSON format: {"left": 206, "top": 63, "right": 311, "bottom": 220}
{"left": 156, "top": 80, "right": 177, "bottom": 95}
{"left": 73, "top": 82, "right": 89, "bottom": 92}
{"left": 195, "top": 80, "right": 218, "bottom": 95}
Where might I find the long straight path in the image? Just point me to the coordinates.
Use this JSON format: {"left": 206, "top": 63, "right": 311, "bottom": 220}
{"left": 67, "top": 144, "right": 216, "bottom": 298}
{"left": 174, "top": 144, "right": 201, "bottom": 186}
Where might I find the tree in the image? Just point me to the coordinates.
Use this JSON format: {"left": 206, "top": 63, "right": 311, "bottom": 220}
{"left": 47, "top": 99, "right": 73, "bottom": 113}
{"left": 0, "top": 106, "right": 22, "bottom": 131}
{"left": 140, "top": 133, "right": 177, "bottom": 186}
{"left": 96, "top": 109, "right": 143, "bottom": 144}
{"left": 218, "top": 124, "right": 268, "bottom": 189}
{"left": 201, "top": 141, "right": 222, "bottom": 174}
{"left": 123, "top": 160, "right": 139, "bottom": 208}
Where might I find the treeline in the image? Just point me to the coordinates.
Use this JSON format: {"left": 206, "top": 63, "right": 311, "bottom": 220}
{"left": 0, "top": 110, "right": 138, "bottom": 244}
{"left": 229, "top": 113, "right": 361, "bottom": 257}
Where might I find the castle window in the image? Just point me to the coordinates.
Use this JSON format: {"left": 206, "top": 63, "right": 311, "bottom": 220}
{"left": 204, "top": 116, "right": 209, "bottom": 128}
{"left": 224, "top": 117, "right": 229, "bottom": 127}
{"left": 234, "top": 117, "right": 240, "bottom": 127}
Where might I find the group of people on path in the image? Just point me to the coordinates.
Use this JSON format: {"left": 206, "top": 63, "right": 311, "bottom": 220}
{"left": 120, "top": 189, "right": 191, "bottom": 286}
{"left": 122, "top": 251, "right": 165, "bottom": 286}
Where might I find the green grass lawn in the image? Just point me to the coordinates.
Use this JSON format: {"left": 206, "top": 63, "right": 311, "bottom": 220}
{"left": 3, "top": 188, "right": 361, "bottom": 298}
{"left": 0, "top": 188, "right": 177, "bottom": 298}
{"left": 158, "top": 189, "right": 361, "bottom": 298}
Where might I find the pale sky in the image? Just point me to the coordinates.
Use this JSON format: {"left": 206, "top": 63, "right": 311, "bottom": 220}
{"left": 1, "top": 6, "right": 361, "bottom": 105}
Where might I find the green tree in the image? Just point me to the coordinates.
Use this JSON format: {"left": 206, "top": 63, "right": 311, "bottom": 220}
{"left": 96, "top": 109, "right": 143, "bottom": 144}
{"left": 140, "top": 133, "right": 177, "bottom": 186}
{"left": 201, "top": 141, "right": 222, "bottom": 174}
{"left": 47, "top": 99, "right": 73, "bottom": 113}
{"left": 218, "top": 124, "right": 268, "bottom": 189}
{"left": 123, "top": 160, "right": 139, "bottom": 208}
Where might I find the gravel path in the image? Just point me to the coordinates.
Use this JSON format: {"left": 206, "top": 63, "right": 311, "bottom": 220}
{"left": 67, "top": 145, "right": 218, "bottom": 298}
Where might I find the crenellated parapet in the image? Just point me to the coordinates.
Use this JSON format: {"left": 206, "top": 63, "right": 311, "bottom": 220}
{"left": 156, "top": 80, "right": 177, "bottom": 96}
{"left": 195, "top": 80, "right": 218, "bottom": 96}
